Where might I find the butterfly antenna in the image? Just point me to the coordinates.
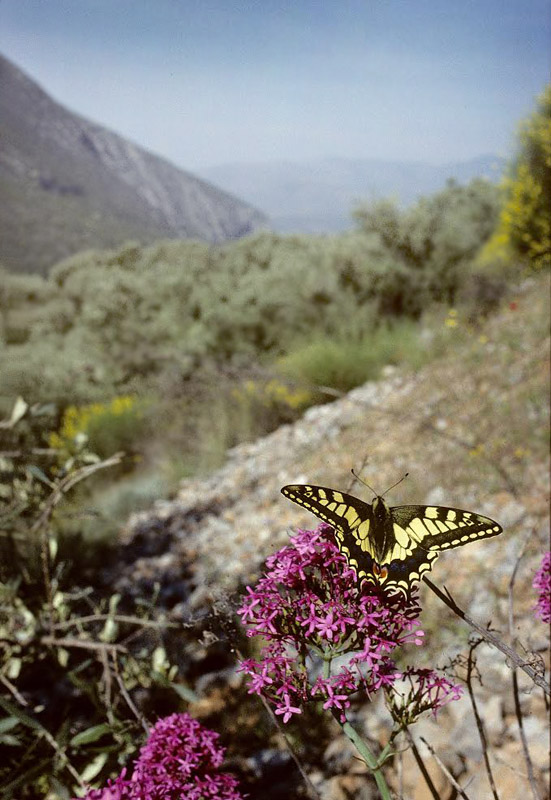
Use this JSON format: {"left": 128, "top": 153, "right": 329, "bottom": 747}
{"left": 350, "top": 468, "right": 377, "bottom": 494}
{"left": 381, "top": 472, "right": 409, "bottom": 497}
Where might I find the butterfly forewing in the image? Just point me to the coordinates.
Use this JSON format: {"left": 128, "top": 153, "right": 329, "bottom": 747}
{"left": 281, "top": 485, "right": 373, "bottom": 540}
{"left": 281, "top": 483, "right": 503, "bottom": 595}
{"left": 281, "top": 484, "right": 377, "bottom": 582}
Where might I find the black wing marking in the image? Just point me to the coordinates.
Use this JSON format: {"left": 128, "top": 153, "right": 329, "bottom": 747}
{"left": 281, "top": 484, "right": 377, "bottom": 569}
{"left": 281, "top": 484, "right": 374, "bottom": 536}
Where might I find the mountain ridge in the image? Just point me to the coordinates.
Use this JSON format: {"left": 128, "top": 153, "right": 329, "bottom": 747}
{"left": 0, "top": 53, "right": 267, "bottom": 274}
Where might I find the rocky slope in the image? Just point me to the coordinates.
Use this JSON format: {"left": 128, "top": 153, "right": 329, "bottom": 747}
{"left": 0, "top": 53, "right": 267, "bottom": 274}
{"left": 115, "top": 276, "right": 549, "bottom": 799}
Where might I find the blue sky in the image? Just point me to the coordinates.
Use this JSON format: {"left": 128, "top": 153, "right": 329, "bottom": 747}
{"left": 1, "top": 1, "right": 549, "bottom": 171}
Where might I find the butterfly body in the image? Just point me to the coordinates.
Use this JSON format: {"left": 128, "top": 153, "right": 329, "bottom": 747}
{"left": 281, "top": 483, "right": 503, "bottom": 595}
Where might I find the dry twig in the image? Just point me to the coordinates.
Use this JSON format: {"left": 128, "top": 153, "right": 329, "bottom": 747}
{"left": 423, "top": 577, "right": 550, "bottom": 696}
{"left": 507, "top": 538, "right": 542, "bottom": 800}
{"left": 419, "top": 736, "right": 472, "bottom": 800}
{"left": 466, "top": 641, "right": 500, "bottom": 800}
{"left": 402, "top": 727, "right": 442, "bottom": 800}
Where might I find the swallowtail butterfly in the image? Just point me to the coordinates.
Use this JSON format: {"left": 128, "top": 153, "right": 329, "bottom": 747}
{"left": 281, "top": 483, "right": 503, "bottom": 595}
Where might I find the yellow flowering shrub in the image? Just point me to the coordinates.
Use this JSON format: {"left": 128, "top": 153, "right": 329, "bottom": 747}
{"left": 50, "top": 396, "right": 144, "bottom": 460}
{"left": 233, "top": 379, "right": 313, "bottom": 422}
{"left": 444, "top": 309, "right": 458, "bottom": 328}
{"left": 481, "top": 85, "right": 551, "bottom": 270}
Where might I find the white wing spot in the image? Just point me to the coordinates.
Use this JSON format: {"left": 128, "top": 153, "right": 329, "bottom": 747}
{"left": 425, "top": 507, "right": 438, "bottom": 519}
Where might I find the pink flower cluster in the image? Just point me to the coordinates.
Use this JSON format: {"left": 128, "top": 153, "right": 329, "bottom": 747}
{"left": 386, "top": 667, "right": 463, "bottom": 726}
{"left": 238, "top": 525, "right": 460, "bottom": 724}
{"left": 81, "top": 713, "right": 243, "bottom": 800}
{"left": 533, "top": 551, "right": 551, "bottom": 624}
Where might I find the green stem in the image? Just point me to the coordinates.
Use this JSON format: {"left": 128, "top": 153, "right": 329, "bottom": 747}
{"left": 323, "top": 656, "right": 391, "bottom": 797}
{"left": 339, "top": 719, "right": 392, "bottom": 800}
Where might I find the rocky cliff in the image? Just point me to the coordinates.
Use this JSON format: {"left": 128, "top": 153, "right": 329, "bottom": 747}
{"left": 0, "top": 53, "right": 267, "bottom": 274}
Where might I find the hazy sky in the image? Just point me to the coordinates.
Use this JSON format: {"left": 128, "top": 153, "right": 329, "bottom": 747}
{"left": 1, "top": 1, "right": 549, "bottom": 171}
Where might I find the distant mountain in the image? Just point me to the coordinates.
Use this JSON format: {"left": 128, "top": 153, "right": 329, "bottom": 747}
{"left": 0, "top": 54, "right": 267, "bottom": 274}
{"left": 200, "top": 154, "right": 506, "bottom": 234}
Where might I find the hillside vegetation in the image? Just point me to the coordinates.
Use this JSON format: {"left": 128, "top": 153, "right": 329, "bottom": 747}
{"left": 0, "top": 86, "right": 549, "bottom": 507}
{"left": 0, "top": 87, "right": 549, "bottom": 800}
{"left": 1, "top": 178, "right": 504, "bottom": 467}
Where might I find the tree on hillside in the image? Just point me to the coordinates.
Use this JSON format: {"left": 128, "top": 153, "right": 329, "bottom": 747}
{"left": 483, "top": 85, "right": 551, "bottom": 270}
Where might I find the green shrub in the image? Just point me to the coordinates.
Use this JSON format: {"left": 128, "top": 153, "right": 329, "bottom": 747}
{"left": 0, "top": 400, "right": 185, "bottom": 797}
{"left": 354, "top": 178, "right": 502, "bottom": 308}
{"left": 277, "top": 320, "right": 422, "bottom": 394}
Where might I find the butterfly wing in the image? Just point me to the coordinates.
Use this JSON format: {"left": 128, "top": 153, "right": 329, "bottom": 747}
{"left": 390, "top": 504, "right": 503, "bottom": 552}
{"left": 378, "top": 504, "right": 503, "bottom": 593}
{"left": 281, "top": 484, "right": 377, "bottom": 579}
{"left": 282, "top": 485, "right": 504, "bottom": 595}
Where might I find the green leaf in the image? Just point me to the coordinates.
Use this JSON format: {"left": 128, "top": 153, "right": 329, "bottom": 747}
{"left": 79, "top": 751, "right": 108, "bottom": 783}
{"left": 57, "top": 647, "right": 69, "bottom": 668}
{"left": 0, "top": 716, "right": 20, "bottom": 734}
{"left": 27, "top": 465, "right": 54, "bottom": 487}
{"left": 0, "top": 733, "right": 21, "bottom": 746}
{"left": 0, "top": 696, "right": 43, "bottom": 732}
{"left": 9, "top": 397, "right": 28, "bottom": 427}
{"left": 99, "top": 617, "right": 118, "bottom": 643}
{"left": 70, "top": 723, "right": 111, "bottom": 747}
{"left": 33, "top": 403, "right": 57, "bottom": 417}
{"left": 49, "top": 536, "right": 59, "bottom": 562}
{"left": 171, "top": 682, "right": 200, "bottom": 703}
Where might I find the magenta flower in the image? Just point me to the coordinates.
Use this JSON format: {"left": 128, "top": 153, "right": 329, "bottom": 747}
{"left": 80, "top": 713, "right": 244, "bottom": 800}
{"left": 237, "top": 524, "right": 434, "bottom": 723}
{"left": 385, "top": 667, "right": 463, "bottom": 727}
{"left": 533, "top": 551, "right": 551, "bottom": 624}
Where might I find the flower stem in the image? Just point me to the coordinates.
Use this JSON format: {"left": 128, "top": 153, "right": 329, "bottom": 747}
{"left": 339, "top": 718, "right": 392, "bottom": 800}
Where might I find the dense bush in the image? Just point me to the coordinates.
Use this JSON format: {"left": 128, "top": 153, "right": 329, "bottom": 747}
{"left": 276, "top": 319, "right": 422, "bottom": 395}
{"left": 353, "top": 178, "right": 501, "bottom": 309}
{"left": 0, "top": 177, "right": 500, "bottom": 412}
{"left": 49, "top": 395, "right": 146, "bottom": 464}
